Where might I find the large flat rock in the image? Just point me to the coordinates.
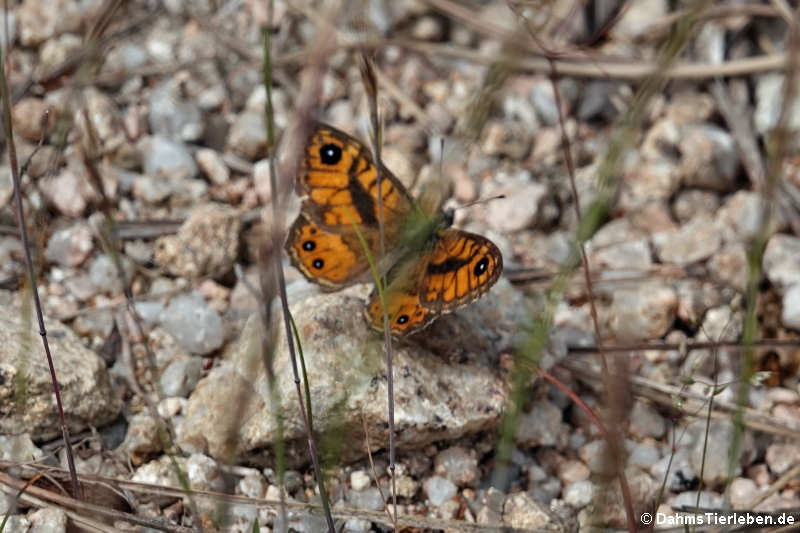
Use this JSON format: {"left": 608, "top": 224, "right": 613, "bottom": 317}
{"left": 0, "top": 291, "right": 121, "bottom": 440}
{"left": 176, "top": 279, "right": 540, "bottom": 465}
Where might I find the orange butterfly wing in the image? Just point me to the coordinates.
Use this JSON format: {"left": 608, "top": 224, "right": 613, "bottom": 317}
{"left": 420, "top": 229, "right": 503, "bottom": 312}
{"left": 365, "top": 229, "right": 503, "bottom": 336}
{"left": 296, "top": 124, "right": 412, "bottom": 233}
{"left": 285, "top": 124, "right": 413, "bottom": 289}
{"left": 286, "top": 122, "right": 504, "bottom": 336}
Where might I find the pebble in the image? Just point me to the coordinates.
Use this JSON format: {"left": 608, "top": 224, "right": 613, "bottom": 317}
{"left": 349, "top": 470, "right": 371, "bottom": 491}
{"left": 563, "top": 479, "right": 594, "bottom": 508}
{"left": 754, "top": 73, "right": 800, "bottom": 137}
{"left": 196, "top": 148, "right": 230, "bottom": 185}
{"left": 672, "top": 189, "right": 720, "bottom": 223}
{"left": 765, "top": 443, "right": 800, "bottom": 475}
{"left": 132, "top": 300, "right": 165, "bottom": 330}
{"left": 132, "top": 456, "right": 184, "bottom": 491}
{"left": 228, "top": 111, "right": 268, "bottom": 160}
{"left": 118, "top": 413, "right": 161, "bottom": 457}
{"left": 729, "top": 477, "right": 759, "bottom": 509}
{"left": 481, "top": 120, "right": 532, "bottom": 160}
{"left": 141, "top": 135, "right": 199, "bottom": 180}
{"left": 698, "top": 306, "right": 743, "bottom": 343}
{"left": 715, "top": 191, "right": 774, "bottom": 243}
{"left": 652, "top": 214, "right": 721, "bottom": 265}
{"left": 105, "top": 42, "right": 148, "bottom": 74}
{"left": 72, "top": 309, "right": 114, "bottom": 341}
{"left": 12, "top": 97, "right": 53, "bottom": 142}
{"left": 674, "top": 279, "right": 722, "bottom": 327}
{"left": 529, "top": 78, "right": 572, "bottom": 127}
{"left": 423, "top": 476, "right": 457, "bottom": 507}
{"left": 2, "top": 516, "right": 29, "bottom": 532}
{"left": 157, "top": 397, "right": 186, "bottom": 418}
{"left": 186, "top": 453, "right": 225, "bottom": 492}
{"left": 516, "top": 399, "right": 568, "bottom": 447}
{"left": 394, "top": 473, "right": 419, "bottom": 499}
{"left": 159, "top": 356, "right": 204, "bottom": 398}
{"left": 689, "top": 420, "right": 746, "bottom": 484}
{"left": 64, "top": 274, "right": 98, "bottom": 301}
{"left": 781, "top": 284, "right": 800, "bottom": 330}
{"left": 132, "top": 174, "right": 173, "bottom": 203}
{"left": 611, "top": 0, "right": 667, "bottom": 39}
{"left": 161, "top": 292, "right": 224, "bottom": 355}
{"left": 75, "top": 88, "right": 125, "bottom": 151}
{"left": 764, "top": 234, "right": 800, "bottom": 289}
{"left": 39, "top": 168, "right": 94, "bottom": 217}
{"left": 28, "top": 506, "right": 67, "bottom": 533}
{"left": 679, "top": 124, "right": 738, "bottom": 190}
{"left": 0, "top": 10, "right": 15, "bottom": 47}
{"left": 707, "top": 242, "right": 748, "bottom": 292}
{"left": 0, "top": 166, "right": 12, "bottom": 207}
{"left": 628, "top": 401, "right": 666, "bottom": 439}
{"left": 45, "top": 222, "right": 94, "bottom": 268}
{"left": 434, "top": 446, "right": 479, "bottom": 487}
{"left": 503, "top": 491, "right": 551, "bottom": 529}
{"left": 154, "top": 203, "right": 241, "bottom": 279}
{"left": 39, "top": 34, "right": 79, "bottom": 77}
{"left": 343, "top": 518, "right": 372, "bottom": 532}
{"left": 578, "top": 80, "right": 618, "bottom": 121}
{"left": 578, "top": 440, "right": 613, "bottom": 475}
{"left": 628, "top": 442, "right": 660, "bottom": 470}
{"left": 89, "top": 254, "right": 128, "bottom": 293}
{"left": 411, "top": 15, "right": 445, "bottom": 41}
{"left": 591, "top": 237, "right": 652, "bottom": 270}
{"left": 621, "top": 156, "right": 681, "bottom": 209}
{"left": 18, "top": 0, "right": 83, "bottom": 46}
{"left": 346, "top": 487, "right": 384, "bottom": 511}
{"left": 666, "top": 91, "right": 716, "bottom": 124}
{"left": 148, "top": 78, "right": 204, "bottom": 142}
{"left": 0, "top": 434, "right": 43, "bottom": 462}
{"left": 253, "top": 159, "right": 273, "bottom": 204}
{"left": 484, "top": 170, "right": 548, "bottom": 233}
{"left": 124, "top": 240, "right": 153, "bottom": 265}
{"left": 608, "top": 283, "right": 677, "bottom": 341}
{"left": 555, "top": 460, "right": 589, "bottom": 485}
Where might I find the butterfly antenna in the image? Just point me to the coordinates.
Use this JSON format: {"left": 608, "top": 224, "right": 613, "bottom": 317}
{"left": 456, "top": 194, "right": 506, "bottom": 210}
{"left": 438, "top": 137, "right": 444, "bottom": 180}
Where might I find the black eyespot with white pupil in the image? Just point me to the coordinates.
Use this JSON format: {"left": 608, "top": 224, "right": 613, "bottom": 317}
{"left": 397, "top": 315, "right": 409, "bottom": 325}
{"left": 312, "top": 258, "right": 324, "bottom": 269}
{"left": 302, "top": 240, "right": 316, "bottom": 251}
{"left": 474, "top": 256, "right": 489, "bottom": 277}
{"left": 319, "top": 143, "right": 342, "bottom": 165}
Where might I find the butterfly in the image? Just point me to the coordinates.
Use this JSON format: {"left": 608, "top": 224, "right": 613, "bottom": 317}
{"left": 284, "top": 123, "right": 503, "bottom": 337}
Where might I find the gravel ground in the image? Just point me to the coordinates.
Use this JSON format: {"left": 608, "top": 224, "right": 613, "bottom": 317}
{"left": 1, "top": 1, "right": 800, "bottom": 532}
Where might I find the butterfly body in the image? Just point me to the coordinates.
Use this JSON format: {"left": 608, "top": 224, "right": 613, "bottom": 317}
{"left": 285, "top": 123, "right": 503, "bottom": 337}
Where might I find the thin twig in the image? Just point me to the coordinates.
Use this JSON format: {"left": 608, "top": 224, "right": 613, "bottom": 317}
{"left": 0, "top": 39, "right": 81, "bottom": 500}
{"left": 728, "top": 0, "right": 800, "bottom": 507}
{"left": 261, "top": 9, "right": 336, "bottom": 532}
{"left": 562, "top": 359, "right": 800, "bottom": 439}
{"left": 394, "top": 38, "right": 787, "bottom": 80}
{"left": 0, "top": 471, "right": 193, "bottom": 533}
{"left": 568, "top": 338, "right": 800, "bottom": 355}
{"left": 506, "top": 0, "right": 638, "bottom": 527}
{"left": 361, "top": 412, "right": 394, "bottom": 525}
{"left": 360, "top": 52, "right": 399, "bottom": 530}
{"left": 0, "top": 464, "right": 564, "bottom": 533}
